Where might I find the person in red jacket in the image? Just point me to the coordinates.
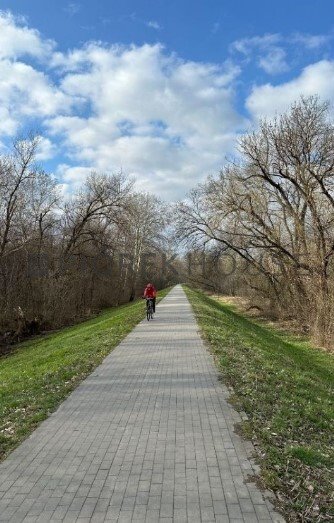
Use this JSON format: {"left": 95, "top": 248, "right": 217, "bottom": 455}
{"left": 143, "top": 283, "right": 157, "bottom": 312}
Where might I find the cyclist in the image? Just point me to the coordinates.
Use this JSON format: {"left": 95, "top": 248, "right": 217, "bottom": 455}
{"left": 143, "top": 283, "right": 157, "bottom": 313}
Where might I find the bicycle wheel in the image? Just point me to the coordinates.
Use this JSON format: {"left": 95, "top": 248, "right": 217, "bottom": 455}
{"left": 147, "top": 307, "right": 150, "bottom": 321}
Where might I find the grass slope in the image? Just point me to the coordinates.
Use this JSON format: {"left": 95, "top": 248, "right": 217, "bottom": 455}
{"left": 184, "top": 286, "right": 334, "bottom": 523}
{"left": 0, "top": 288, "right": 170, "bottom": 461}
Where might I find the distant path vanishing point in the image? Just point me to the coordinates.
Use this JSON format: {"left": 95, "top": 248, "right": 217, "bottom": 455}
{"left": 0, "top": 285, "right": 284, "bottom": 522}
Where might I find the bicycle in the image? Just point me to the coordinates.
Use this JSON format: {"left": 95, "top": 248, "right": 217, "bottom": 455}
{"left": 146, "top": 298, "right": 154, "bottom": 321}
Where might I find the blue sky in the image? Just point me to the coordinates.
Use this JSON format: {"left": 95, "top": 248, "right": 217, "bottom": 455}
{"left": 0, "top": 0, "right": 333, "bottom": 198}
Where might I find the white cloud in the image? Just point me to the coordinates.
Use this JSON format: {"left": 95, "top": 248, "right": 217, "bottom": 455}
{"left": 147, "top": 20, "right": 161, "bottom": 30}
{"left": 291, "top": 33, "right": 331, "bottom": 49}
{"left": 0, "top": 11, "right": 71, "bottom": 136}
{"left": 0, "top": 105, "right": 17, "bottom": 136}
{"left": 231, "top": 32, "right": 331, "bottom": 75}
{"left": 46, "top": 44, "right": 244, "bottom": 199}
{"left": 232, "top": 34, "right": 288, "bottom": 75}
{"left": 259, "top": 47, "right": 289, "bottom": 75}
{"left": 246, "top": 60, "right": 334, "bottom": 120}
{"left": 0, "top": 11, "right": 54, "bottom": 60}
{"left": 64, "top": 3, "right": 81, "bottom": 16}
{"left": 35, "top": 137, "right": 56, "bottom": 161}
{"left": 0, "top": 59, "right": 73, "bottom": 136}
{"left": 56, "top": 164, "right": 93, "bottom": 185}
{"left": 231, "top": 33, "right": 281, "bottom": 56}
{"left": 2, "top": 11, "right": 332, "bottom": 200}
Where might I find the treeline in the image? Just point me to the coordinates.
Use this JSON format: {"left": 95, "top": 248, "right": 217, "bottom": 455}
{"left": 0, "top": 136, "right": 177, "bottom": 343}
{"left": 177, "top": 97, "right": 334, "bottom": 348}
{"left": 2, "top": 96, "right": 333, "bottom": 349}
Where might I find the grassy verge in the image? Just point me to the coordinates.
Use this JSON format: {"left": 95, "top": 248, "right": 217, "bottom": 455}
{"left": 184, "top": 286, "right": 334, "bottom": 523}
{"left": 0, "top": 288, "right": 171, "bottom": 461}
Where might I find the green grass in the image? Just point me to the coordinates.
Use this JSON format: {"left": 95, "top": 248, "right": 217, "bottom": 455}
{"left": 184, "top": 286, "right": 334, "bottom": 523}
{"left": 0, "top": 288, "right": 171, "bottom": 461}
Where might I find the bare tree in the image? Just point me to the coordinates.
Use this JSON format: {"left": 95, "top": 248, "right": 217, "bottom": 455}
{"left": 0, "top": 135, "right": 40, "bottom": 261}
{"left": 0, "top": 145, "right": 171, "bottom": 345}
{"left": 120, "top": 193, "right": 167, "bottom": 300}
{"left": 176, "top": 96, "right": 334, "bottom": 346}
{"left": 62, "top": 172, "right": 133, "bottom": 257}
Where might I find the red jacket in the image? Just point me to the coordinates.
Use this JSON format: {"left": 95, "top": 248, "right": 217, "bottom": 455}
{"left": 144, "top": 284, "right": 157, "bottom": 299}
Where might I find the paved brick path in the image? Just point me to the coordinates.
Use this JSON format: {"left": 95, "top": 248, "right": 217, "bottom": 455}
{"left": 0, "top": 286, "right": 284, "bottom": 522}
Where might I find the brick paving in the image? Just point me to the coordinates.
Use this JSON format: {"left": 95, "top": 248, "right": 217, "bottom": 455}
{"left": 0, "top": 285, "right": 285, "bottom": 522}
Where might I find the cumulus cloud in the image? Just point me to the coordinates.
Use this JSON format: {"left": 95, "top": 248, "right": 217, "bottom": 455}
{"left": 35, "top": 137, "right": 56, "bottom": 161}
{"left": 232, "top": 34, "right": 289, "bottom": 75}
{"left": 0, "top": 11, "right": 72, "bottom": 136}
{"left": 0, "top": 59, "right": 73, "bottom": 136}
{"left": 258, "top": 47, "right": 289, "bottom": 75}
{"left": 0, "top": 11, "right": 54, "bottom": 60}
{"left": 1, "top": 11, "right": 333, "bottom": 200}
{"left": 56, "top": 164, "right": 94, "bottom": 186}
{"left": 246, "top": 60, "right": 334, "bottom": 120}
{"left": 46, "top": 44, "right": 244, "bottom": 198}
{"left": 231, "top": 32, "right": 331, "bottom": 75}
